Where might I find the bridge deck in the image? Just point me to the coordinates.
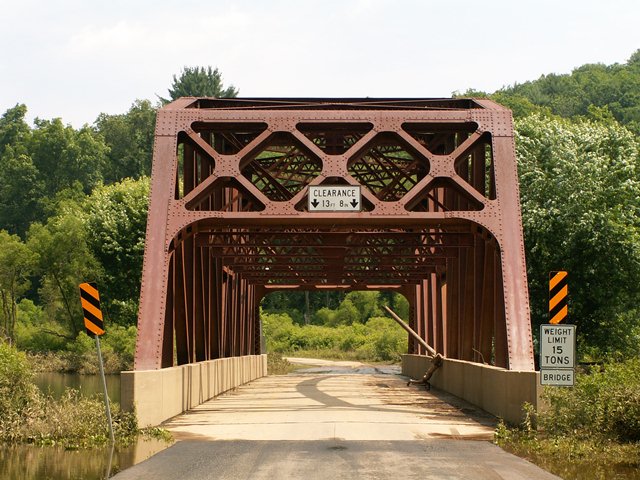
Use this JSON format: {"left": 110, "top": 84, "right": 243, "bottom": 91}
{"left": 163, "top": 366, "right": 495, "bottom": 441}
{"left": 114, "top": 361, "right": 559, "bottom": 479}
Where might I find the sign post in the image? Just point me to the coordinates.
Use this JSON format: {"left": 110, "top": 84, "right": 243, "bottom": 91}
{"left": 79, "top": 282, "right": 114, "bottom": 444}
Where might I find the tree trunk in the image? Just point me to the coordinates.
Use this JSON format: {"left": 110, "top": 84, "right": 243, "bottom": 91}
{"left": 0, "top": 290, "right": 9, "bottom": 341}
{"left": 52, "top": 272, "right": 79, "bottom": 337}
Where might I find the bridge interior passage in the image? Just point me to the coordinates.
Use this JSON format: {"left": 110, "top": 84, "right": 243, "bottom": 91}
{"left": 135, "top": 98, "right": 535, "bottom": 372}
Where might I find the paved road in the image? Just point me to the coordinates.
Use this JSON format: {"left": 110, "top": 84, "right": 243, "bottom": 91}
{"left": 113, "top": 359, "right": 560, "bottom": 479}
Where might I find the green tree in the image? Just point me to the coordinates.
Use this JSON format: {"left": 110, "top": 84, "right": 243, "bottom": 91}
{"left": 0, "top": 232, "right": 37, "bottom": 343}
{"left": 28, "top": 118, "right": 108, "bottom": 196}
{"left": 95, "top": 99, "right": 157, "bottom": 182}
{"left": 27, "top": 202, "right": 102, "bottom": 338}
{"left": 344, "top": 291, "right": 382, "bottom": 322}
{"left": 332, "top": 298, "right": 360, "bottom": 326}
{"left": 485, "top": 50, "right": 640, "bottom": 132}
{"left": 390, "top": 293, "right": 410, "bottom": 320}
{"left": 161, "top": 66, "right": 238, "bottom": 103}
{"left": 83, "top": 177, "right": 150, "bottom": 326}
{"left": 0, "top": 104, "right": 30, "bottom": 157}
{"left": 312, "top": 307, "right": 336, "bottom": 325}
{"left": 14, "top": 299, "right": 68, "bottom": 352}
{"left": 0, "top": 105, "right": 43, "bottom": 236}
{"left": 0, "top": 148, "right": 44, "bottom": 236}
{"left": 516, "top": 114, "right": 640, "bottom": 356}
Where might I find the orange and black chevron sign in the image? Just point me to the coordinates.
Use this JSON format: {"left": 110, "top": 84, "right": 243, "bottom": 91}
{"left": 79, "top": 282, "right": 105, "bottom": 337}
{"left": 549, "top": 271, "right": 568, "bottom": 324}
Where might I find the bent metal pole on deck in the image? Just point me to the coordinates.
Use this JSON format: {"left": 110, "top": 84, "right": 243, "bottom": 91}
{"left": 383, "top": 306, "right": 439, "bottom": 358}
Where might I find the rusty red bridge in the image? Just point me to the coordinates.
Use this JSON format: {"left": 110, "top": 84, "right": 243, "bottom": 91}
{"left": 123, "top": 98, "right": 539, "bottom": 427}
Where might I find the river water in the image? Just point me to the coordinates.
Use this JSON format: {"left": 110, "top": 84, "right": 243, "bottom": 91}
{"left": 1, "top": 373, "right": 170, "bottom": 479}
{"left": 0, "top": 439, "right": 168, "bottom": 480}
{"left": 33, "top": 372, "right": 121, "bottom": 402}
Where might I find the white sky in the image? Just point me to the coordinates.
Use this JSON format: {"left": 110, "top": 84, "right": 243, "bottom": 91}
{"left": 1, "top": 0, "right": 638, "bottom": 127}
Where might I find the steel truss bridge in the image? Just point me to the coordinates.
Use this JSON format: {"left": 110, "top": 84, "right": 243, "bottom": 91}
{"left": 134, "top": 97, "right": 534, "bottom": 372}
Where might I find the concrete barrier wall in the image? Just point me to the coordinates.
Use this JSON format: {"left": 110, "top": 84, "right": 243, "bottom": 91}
{"left": 121, "top": 354, "right": 268, "bottom": 427}
{"left": 402, "top": 354, "right": 541, "bottom": 425}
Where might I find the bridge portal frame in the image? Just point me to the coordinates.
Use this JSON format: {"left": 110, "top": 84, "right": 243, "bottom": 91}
{"left": 134, "top": 98, "right": 534, "bottom": 372}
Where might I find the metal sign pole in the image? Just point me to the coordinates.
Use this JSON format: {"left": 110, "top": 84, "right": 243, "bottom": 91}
{"left": 95, "top": 335, "right": 115, "bottom": 444}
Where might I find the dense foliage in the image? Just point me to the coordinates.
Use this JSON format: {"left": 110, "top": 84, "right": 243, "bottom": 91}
{"left": 262, "top": 311, "right": 407, "bottom": 362}
{"left": 95, "top": 100, "right": 157, "bottom": 182}
{"left": 462, "top": 49, "right": 640, "bottom": 130}
{"left": 0, "top": 67, "right": 237, "bottom": 368}
{"left": 0, "top": 340, "right": 36, "bottom": 427}
{"left": 540, "top": 359, "right": 640, "bottom": 442}
{"left": 516, "top": 115, "right": 640, "bottom": 356}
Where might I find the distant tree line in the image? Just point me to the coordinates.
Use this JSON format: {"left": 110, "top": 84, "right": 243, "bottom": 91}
{"left": 460, "top": 49, "right": 640, "bottom": 132}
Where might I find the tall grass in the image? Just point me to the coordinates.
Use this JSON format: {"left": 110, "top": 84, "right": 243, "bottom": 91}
{"left": 0, "top": 340, "right": 166, "bottom": 448}
{"left": 539, "top": 359, "right": 640, "bottom": 442}
{"left": 495, "top": 359, "right": 640, "bottom": 479}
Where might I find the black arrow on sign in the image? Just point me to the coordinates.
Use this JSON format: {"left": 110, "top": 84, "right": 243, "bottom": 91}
{"left": 351, "top": 199, "right": 359, "bottom": 208}
{"left": 311, "top": 199, "right": 319, "bottom": 208}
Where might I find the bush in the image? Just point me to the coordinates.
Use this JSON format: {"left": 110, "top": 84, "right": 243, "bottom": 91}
{"left": 339, "top": 323, "right": 367, "bottom": 351}
{"left": 14, "top": 300, "right": 67, "bottom": 352}
{"left": 18, "top": 389, "right": 138, "bottom": 448}
{"left": 261, "top": 311, "right": 407, "bottom": 362}
{"left": 312, "top": 307, "right": 336, "bottom": 325}
{"left": 267, "top": 352, "right": 295, "bottom": 375}
{"left": 65, "top": 332, "right": 126, "bottom": 374}
{"left": 354, "top": 317, "right": 406, "bottom": 362}
{"left": 343, "top": 291, "right": 382, "bottom": 321}
{"left": 101, "top": 324, "right": 137, "bottom": 369}
{"left": 105, "top": 299, "right": 139, "bottom": 329}
{"left": 0, "top": 340, "right": 38, "bottom": 426}
{"left": 332, "top": 299, "right": 360, "bottom": 326}
{"left": 540, "top": 358, "right": 640, "bottom": 442}
{"left": 0, "top": 339, "right": 155, "bottom": 447}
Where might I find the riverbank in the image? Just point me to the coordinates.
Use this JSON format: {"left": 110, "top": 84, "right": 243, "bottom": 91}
{"left": 496, "top": 358, "right": 640, "bottom": 480}
{"left": 496, "top": 429, "right": 640, "bottom": 480}
{"left": 0, "top": 341, "right": 169, "bottom": 449}
{"left": 27, "top": 349, "right": 130, "bottom": 375}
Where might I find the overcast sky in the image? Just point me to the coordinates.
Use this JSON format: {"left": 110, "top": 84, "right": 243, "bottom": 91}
{"left": 1, "top": 0, "right": 638, "bottom": 127}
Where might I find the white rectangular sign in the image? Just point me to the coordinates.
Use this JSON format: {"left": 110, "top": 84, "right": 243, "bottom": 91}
{"left": 540, "top": 369, "right": 575, "bottom": 386}
{"left": 540, "top": 324, "right": 576, "bottom": 369}
{"left": 308, "top": 185, "right": 361, "bottom": 212}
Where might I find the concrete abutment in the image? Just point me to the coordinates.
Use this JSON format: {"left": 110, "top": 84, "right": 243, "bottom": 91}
{"left": 121, "top": 354, "right": 267, "bottom": 427}
{"left": 402, "top": 354, "right": 541, "bottom": 425}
